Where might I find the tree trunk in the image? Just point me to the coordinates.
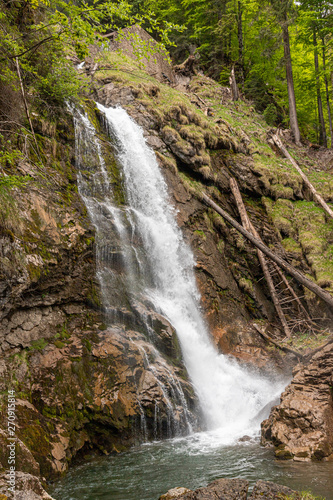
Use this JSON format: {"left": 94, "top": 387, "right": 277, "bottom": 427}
{"left": 253, "top": 325, "right": 303, "bottom": 359}
{"left": 270, "top": 134, "right": 333, "bottom": 221}
{"left": 237, "top": 0, "right": 244, "bottom": 88}
{"left": 321, "top": 37, "right": 333, "bottom": 148}
{"left": 229, "top": 66, "right": 239, "bottom": 101}
{"left": 201, "top": 193, "right": 333, "bottom": 310}
{"left": 282, "top": 22, "right": 301, "bottom": 146}
{"left": 15, "top": 57, "right": 39, "bottom": 153}
{"left": 230, "top": 178, "right": 292, "bottom": 337}
{"left": 313, "top": 28, "right": 327, "bottom": 147}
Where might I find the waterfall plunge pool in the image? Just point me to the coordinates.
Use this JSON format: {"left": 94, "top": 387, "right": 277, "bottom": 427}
{"left": 49, "top": 432, "right": 333, "bottom": 500}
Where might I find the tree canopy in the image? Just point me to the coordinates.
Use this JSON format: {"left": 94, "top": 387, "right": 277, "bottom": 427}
{"left": 1, "top": 0, "right": 333, "bottom": 146}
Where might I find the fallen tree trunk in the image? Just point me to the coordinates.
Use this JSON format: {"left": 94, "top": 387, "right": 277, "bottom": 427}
{"left": 253, "top": 324, "right": 303, "bottom": 359}
{"left": 230, "top": 178, "right": 291, "bottom": 337}
{"left": 201, "top": 192, "right": 333, "bottom": 310}
{"left": 269, "top": 134, "right": 333, "bottom": 221}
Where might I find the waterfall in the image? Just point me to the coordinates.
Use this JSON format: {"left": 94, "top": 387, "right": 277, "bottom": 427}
{"left": 74, "top": 103, "right": 285, "bottom": 444}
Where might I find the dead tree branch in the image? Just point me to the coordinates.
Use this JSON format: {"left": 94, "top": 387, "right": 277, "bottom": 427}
{"left": 201, "top": 192, "right": 333, "bottom": 310}
{"left": 269, "top": 134, "right": 333, "bottom": 221}
{"left": 230, "top": 178, "right": 291, "bottom": 337}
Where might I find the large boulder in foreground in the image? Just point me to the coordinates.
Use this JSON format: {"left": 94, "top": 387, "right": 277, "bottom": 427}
{"left": 159, "top": 478, "right": 302, "bottom": 499}
{"left": 261, "top": 339, "right": 333, "bottom": 461}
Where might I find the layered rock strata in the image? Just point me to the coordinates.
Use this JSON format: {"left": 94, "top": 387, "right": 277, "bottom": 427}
{"left": 262, "top": 339, "right": 333, "bottom": 461}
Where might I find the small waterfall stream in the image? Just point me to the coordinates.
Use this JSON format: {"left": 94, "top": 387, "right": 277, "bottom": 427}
{"left": 74, "top": 103, "right": 285, "bottom": 443}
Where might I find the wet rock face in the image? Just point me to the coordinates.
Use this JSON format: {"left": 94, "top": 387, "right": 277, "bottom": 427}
{"left": 261, "top": 339, "right": 333, "bottom": 461}
{"left": 0, "top": 105, "right": 199, "bottom": 482}
{"left": 0, "top": 327, "right": 197, "bottom": 479}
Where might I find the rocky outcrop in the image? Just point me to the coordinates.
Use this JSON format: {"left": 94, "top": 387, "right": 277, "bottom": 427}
{"left": 0, "top": 104, "right": 197, "bottom": 490}
{"left": 94, "top": 71, "right": 294, "bottom": 375}
{"left": 261, "top": 339, "right": 333, "bottom": 461}
{"left": 159, "top": 478, "right": 301, "bottom": 499}
{"left": 0, "top": 326, "right": 196, "bottom": 482}
{"left": 250, "top": 480, "right": 300, "bottom": 499}
{"left": 0, "top": 471, "right": 55, "bottom": 499}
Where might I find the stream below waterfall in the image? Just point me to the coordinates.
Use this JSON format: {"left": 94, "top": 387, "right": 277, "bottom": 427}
{"left": 50, "top": 434, "right": 333, "bottom": 499}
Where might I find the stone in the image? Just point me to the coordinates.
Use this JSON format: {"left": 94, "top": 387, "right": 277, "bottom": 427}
{"left": 159, "top": 487, "right": 192, "bottom": 499}
{"left": 0, "top": 471, "right": 55, "bottom": 499}
{"left": 249, "top": 480, "right": 300, "bottom": 499}
{"left": 181, "top": 478, "right": 249, "bottom": 499}
{"left": 0, "top": 429, "right": 40, "bottom": 477}
{"left": 261, "top": 340, "right": 333, "bottom": 461}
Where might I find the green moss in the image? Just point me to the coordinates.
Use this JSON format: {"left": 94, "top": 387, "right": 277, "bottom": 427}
{"left": 282, "top": 238, "right": 302, "bottom": 255}
{"left": 28, "top": 339, "right": 48, "bottom": 351}
{"left": 286, "top": 330, "right": 330, "bottom": 351}
{"left": 54, "top": 340, "right": 65, "bottom": 349}
{"left": 270, "top": 183, "right": 294, "bottom": 200}
{"left": 194, "top": 230, "right": 206, "bottom": 240}
{"left": 87, "top": 282, "right": 102, "bottom": 308}
{"left": 217, "top": 239, "right": 225, "bottom": 254}
{"left": 82, "top": 338, "right": 92, "bottom": 352}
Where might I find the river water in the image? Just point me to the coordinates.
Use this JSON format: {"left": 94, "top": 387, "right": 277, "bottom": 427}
{"left": 50, "top": 432, "right": 333, "bottom": 499}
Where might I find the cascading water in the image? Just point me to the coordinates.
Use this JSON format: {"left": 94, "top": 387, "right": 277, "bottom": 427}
{"left": 74, "top": 103, "right": 286, "bottom": 445}
{"left": 73, "top": 108, "right": 194, "bottom": 439}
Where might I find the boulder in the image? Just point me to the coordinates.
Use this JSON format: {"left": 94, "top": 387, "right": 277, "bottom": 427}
{"left": 0, "top": 471, "right": 55, "bottom": 499}
{"left": 160, "top": 478, "right": 249, "bottom": 500}
{"left": 249, "top": 480, "right": 300, "bottom": 499}
{"left": 261, "top": 340, "right": 333, "bottom": 461}
{"left": 159, "top": 487, "right": 192, "bottom": 499}
{"left": 160, "top": 479, "right": 302, "bottom": 500}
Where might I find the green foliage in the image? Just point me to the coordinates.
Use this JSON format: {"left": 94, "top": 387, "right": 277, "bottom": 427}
{"left": 263, "top": 104, "right": 279, "bottom": 126}
{"left": 284, "top": 490, "right": 325, "bottom": 500}
{"left": 0, "top": 0, "right": 184, "bottom": 121}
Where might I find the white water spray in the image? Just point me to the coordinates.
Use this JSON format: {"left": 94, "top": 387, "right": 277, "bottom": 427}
{"left": 95, "top": 103, "right": 286, "bottom": 442}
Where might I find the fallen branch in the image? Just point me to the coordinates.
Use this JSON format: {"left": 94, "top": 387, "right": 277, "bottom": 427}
{"left": 230, "top": 178, "right": 291, "bottom": 338}
{"left": 303, "top": 336, "right": 333, "bottom": 361}
{"left": 269, "top": 134, "right": 333, "bottom": 221}
{"left": 201, "top": 192, "right": 333, "bottom": 310}
{"left": 15, "top": 57, "right": 39, "bottom": 153}
{"left": 271, "top": 263, "right": 314, "bottom": 324}
{"left": 253, "top": 324, "right": 303, "bottom": 359}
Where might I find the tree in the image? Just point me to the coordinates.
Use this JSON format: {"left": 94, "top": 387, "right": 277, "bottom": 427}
{"left": 268, "top": 0, "right": 301, "bottom": 145}
{"left": 0, "top": 0, "right": 183, "bottom": 127}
